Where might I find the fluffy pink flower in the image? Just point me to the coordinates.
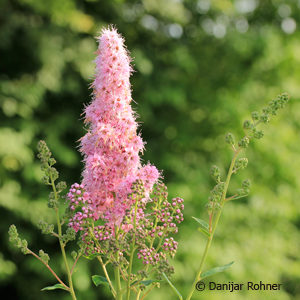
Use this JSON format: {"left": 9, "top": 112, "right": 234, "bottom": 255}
{"left": 80, "top": 27, "right": 159, "bottom": 225}
{"left": 137, "top": 164, "right": 160, "bottom": 199}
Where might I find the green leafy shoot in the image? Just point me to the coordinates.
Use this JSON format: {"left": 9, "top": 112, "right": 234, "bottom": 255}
{"left": 162, "top": 273, "right": 183, "bottom": 300}
{"left": 201, "top": 261, "right": 234, "bottom": 280}
{"left": 192, "top": 217, "right": 210, "bottom": 237}
{"left": 92, "top": 275, "right": 109, "bottom": 287}
{"left": 41, "top": 283, "right": 69, "bottom": 292}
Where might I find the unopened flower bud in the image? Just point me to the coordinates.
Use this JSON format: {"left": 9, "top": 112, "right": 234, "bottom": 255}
{"left": 71, "top": 251, "right": 78, "bottom": 260}
{"left": 39, "top": 250, "right": 50, "bottom": 264}
{"left": 48, "top": 192, "right": 58, "bottom": 208}
{"left": 56, "top": 181, "right": 67, "bottom": 193}
{"left": 210, "top": 165, "right": 221, "bottom": 183}
{"left": 260, "top": 114, "right": 269, "bottom": 124}
{"left": 238, "top": 137, "right": 249, "bottom": 148}
{"left": 251, "top": 111, "right": 260, "bottom": 121}
{"left": 21, "top": 240, "right": 29, "bottom": 255}
{"left": 38, "top": 220, "right": 54, "bottom": 235}
{"left": 61, "top": 227, "right": 76, "bottom": 244}
{"left": 252, "top": 128, "right": 264, "bottom": 139}
{"left": 280, "top": 92, "right": 289, "bottom": 102}
{"left": 242, "top": 179, "right": 251, "bottom": 189}
{"left": 206, "top": 201, "right": 216, "bottom": 214}
{"left": 37, "top": 140, "right": 52, "bottom": 161}
{"left": 243, "top": 120, "right": 252, "bottom": 130}
{"left": 234, "top": 158, "right": 248, "bottom": 173}
{"left": 50, "top": 167, "right": 59, "bottom": 181}
{"left": 8, "top": 225, "right": 30, "bottom": 254}
{"left": 41, "top": 175, "right": 50, "bottom": 185}
{"left": 225, "top": 133, "right": 235, "bottom": 145}
{"left": 236, "top": 179, "right": 251, "bottom": 196}
{"left": 237, "top": 188, "right": 247, "bottom": 196}
{"left": 49, "top": 158, "right": 56, "bottom": 166}
{"left": 8, "top": 225, "right": 18, "bottom": 242}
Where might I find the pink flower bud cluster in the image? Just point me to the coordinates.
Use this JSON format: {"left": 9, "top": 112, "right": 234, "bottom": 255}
{"left": 67, "top": 183, "right": 97, "bottom": 232}
{"left": 81, "top": 225, "right": 114, "bottom": 256}
{"left": 157, "top": 197, "right": 184, "bottom": 234}
{"left": 137, "top": 247, "right": 160, "bottom": 265}
{"left": 81, "top": 231, "right": 99, "bottom": 255}
{"left": 93, "top": 225, "right": 113, "bottom": 241}
{"left": 135, "top": 186, "right": 184, "bottom": 264}
{"left": 162, "top": 237, "right": 178, "bottom": 258}
{"left": 171, "top": 197, "right": 184, "bottom": 224}
{"left": 79, "top": 27, "right": 159, "bottom": 226}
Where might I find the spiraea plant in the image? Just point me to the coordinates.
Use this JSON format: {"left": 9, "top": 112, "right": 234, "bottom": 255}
{"left": 184, "top": 92, "right": 290, "bottom": 300}
{"left": 9, "top": 26, "right": 289, "bottom": 300}
{"left": 9, "top": 140, "right": 77, "bottom": 299}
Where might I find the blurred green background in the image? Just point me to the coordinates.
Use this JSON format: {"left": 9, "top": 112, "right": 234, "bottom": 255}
{"left": 1, "top": 0, "right": 300, "bottom": 299}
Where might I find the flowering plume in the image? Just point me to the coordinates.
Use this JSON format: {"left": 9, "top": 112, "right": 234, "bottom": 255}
{"left": 79, "top": 27, "right": 159, "bottom": 225}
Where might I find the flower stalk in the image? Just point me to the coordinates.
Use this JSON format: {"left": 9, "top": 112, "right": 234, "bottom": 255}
{"left": 186, "top": 149, "right": 240, "bottom": 300}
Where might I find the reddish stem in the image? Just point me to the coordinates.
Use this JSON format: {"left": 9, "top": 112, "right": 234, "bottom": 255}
{"left": 225, "top": 194, "right": 238, "bottom": 202}
{"left": 28, "top": 249, "right": 69, "bottom": 290}
{"left": 209, "top": 213, "right": 213, "bottom": 234}
{"left": 70, "top": 254, "right": 81, "bottom": 276}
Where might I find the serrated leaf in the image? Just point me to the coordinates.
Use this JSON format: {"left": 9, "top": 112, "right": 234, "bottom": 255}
{"left": 41, "top": 283, "right": 69, "bottom": 291}
{"left": 201, "top": 261, "right": 234, "bottom": 279}
{"left": 92, "top": 275, "right": 109, "bottom": 287}
{"left": 192, "top": 217, "right": 210, "bottom": 237}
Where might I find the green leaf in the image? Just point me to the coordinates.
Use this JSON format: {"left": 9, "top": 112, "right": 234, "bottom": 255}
{"left": 130, "top": 279, "right": 158, "bottom": 287}
{"left": 84, "top": 253, "right": 100, "bottom": 260}
{"left": 231, "top": 194, "right": 249, "bottom": 201}
{"left": 130, "top": 280, "right": 138, "bottom": 286}
{"left": 141, "top": 280, "right": 158, "bottom": 286}
{"left": 201, "top": 261, "right": 234, "bottom": 279}
{"left": 41, "top": 284, "right": 69, "bottom": 291}
{"left": 92, "top": 275, "right": 109, "bottom": 287}
{"left": 197, "top": 227, "right": 210, "bottom": 237}
{"left": 162, "top": 273, "right": 183, "bottom": 300}
{"left": 192, "top": 217, "right": 210, "bottom": 237}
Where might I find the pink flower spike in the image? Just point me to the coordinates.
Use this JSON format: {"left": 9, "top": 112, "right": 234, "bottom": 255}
{"left": 79, "top": 26, "right": 159, "bottom": 226}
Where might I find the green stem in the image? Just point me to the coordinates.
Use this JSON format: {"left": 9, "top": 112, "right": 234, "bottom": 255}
{"left": 114, "top": 264, "right": 122, "bottom": 300}
{"left": 55, "top": 208, "right": 76, "bottom": 300}
{"left": 114, "top": 226, "right": 123, "bottom": 300}
{"left": 70, "top": 253, "right": 81, "bottom": 276}
{"left": 140, "top": 284, "right": 155, "bottom": 300}
{"left": 97, "top": 256, "right": 117, "bottom": 297}
{"left": 50, "top": 175, "right": 77, "bottom": 300}
{"left": 88, "top": 226, "right": 116, "bottom": 297}
{"left": 185, "top": 149, "right": 240, "bottom": 300}
{"left": 163, "top": 273, "right": 183, "bottom": 300}
{"left": 126, "top": 199, "right": 139, "bottom": 300}
{"left": 136, "top": 290, "right": 141, "bottom": 300}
